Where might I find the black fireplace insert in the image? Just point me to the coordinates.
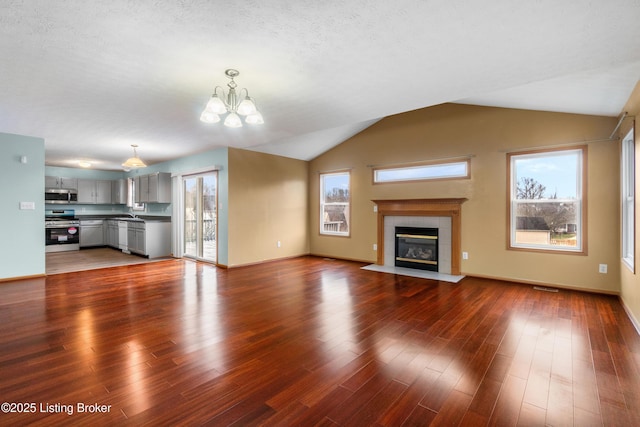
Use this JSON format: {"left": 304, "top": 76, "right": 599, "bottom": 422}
{"left": 395, "top": 226, "right": 438, "bottom": 272}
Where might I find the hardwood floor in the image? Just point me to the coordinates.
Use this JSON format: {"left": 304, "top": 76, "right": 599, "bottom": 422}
{"left": 45, "top": 247, "right": 169, "bottom": 275}
{"left": 1, "top": 256, "right": 639, "bottom": 426}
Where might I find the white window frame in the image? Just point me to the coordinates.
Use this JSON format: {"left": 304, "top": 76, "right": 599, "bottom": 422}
{"left": 373, "top": 159, "right": 470, "bottom": 184}
{"left": 622, "top": 128, "right": 635, "bottom": 272}
{"left": 508, "top": 146, "right": 587, "bottom": 254}
{"left": 320, "top": 171, "right": 350, "bottom": 236}
{"left": 127, "top": 177, "right": 145, "bottom": 211}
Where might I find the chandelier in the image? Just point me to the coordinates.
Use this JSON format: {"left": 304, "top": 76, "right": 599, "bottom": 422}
{"left": 200, "top": 69, "right": 264, "bottom": 127}
{"left": 122, "top": 144, "right": 147, "bottom": 169}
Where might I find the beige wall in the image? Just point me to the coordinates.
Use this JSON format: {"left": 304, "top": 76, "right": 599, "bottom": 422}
{"left": 309, "top": 103, "right": 619, "bottom": 293}
{"left": 620, "top": 81, "right": 640, "bottom": 329}
{"left": 227, "top": 148, "right": 309, "bottom": 267}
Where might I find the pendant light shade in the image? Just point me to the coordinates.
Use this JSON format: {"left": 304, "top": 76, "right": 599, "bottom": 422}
{"left": 122, "top": 144, "right": 147, "bottom": 169}
{"left": 200, "top": 110, "right": 220, "bottom": 123}
{"left": 224, "top": 112, "right": 243, "bottom": 128}
{"left": 205, "top": 94, "right": 227, "bottom": 115}
{"left": 245, "top": 111, "right": 264, "bottom": 125}
{"left": 236, "top": 96, "right": 257, "bottom": 116}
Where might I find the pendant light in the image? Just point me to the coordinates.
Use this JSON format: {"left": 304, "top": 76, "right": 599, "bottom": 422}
{"left": 122, "top": 144, "right": 147, "bottom": 169}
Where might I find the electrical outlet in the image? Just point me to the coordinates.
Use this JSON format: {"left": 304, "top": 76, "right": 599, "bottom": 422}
{"left": 462, "top": 251, "right": 469, "bottom": 260}
{"left": 277, "top": 241, "right": 281, "bottom": 248}
{"left": 373, "top": 243, "right": 378, "bottom": 251}
{"left": 599, "top": 264, "right": 607, "bottom": 274}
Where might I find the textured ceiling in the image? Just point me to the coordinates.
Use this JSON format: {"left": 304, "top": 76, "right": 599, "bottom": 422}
{"left": 1, "top": 1, "right": 639, "bottom": 170}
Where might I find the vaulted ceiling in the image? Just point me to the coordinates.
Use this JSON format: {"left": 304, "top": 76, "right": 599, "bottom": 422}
{"left": 1, "top": 1, "right": 639, "bottom": 170}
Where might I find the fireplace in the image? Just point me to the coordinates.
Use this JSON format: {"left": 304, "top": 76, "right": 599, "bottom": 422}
{"left": 372, "top": 199, "right": 467, "bottom": 275}
{"left": 395, "top": 227, "right": 439, "bottom": 271}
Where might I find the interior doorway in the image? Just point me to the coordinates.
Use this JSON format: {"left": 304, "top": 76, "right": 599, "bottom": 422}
{"left": 183, "top": 171, "right": 217, "bottom": 263}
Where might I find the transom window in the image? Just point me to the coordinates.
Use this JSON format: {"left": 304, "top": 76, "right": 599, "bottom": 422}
{"left": 373, "top": 159, "right": 470, "bottom": 184}
{"left": 320, "top": 171, "right": 350, "bottom": 236}
{"left": 508, "top": 146, "right": 587, "bottom": 254}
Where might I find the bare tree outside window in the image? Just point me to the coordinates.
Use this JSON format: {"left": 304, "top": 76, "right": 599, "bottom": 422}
{"left": 516, "top": 177, "right": 577, "bottom": 238}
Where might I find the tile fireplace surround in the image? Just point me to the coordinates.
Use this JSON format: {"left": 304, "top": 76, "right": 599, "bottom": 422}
{"left": 372, "top": 199, "right": 467, "bottom": 276}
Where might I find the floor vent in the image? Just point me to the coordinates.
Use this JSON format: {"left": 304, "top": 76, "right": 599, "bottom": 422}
{"left": 533, "top": 286, "right": 559, "bottom": 293}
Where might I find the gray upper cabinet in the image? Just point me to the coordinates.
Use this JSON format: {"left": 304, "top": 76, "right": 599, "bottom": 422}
{"left": 135, "top": 172, "right": 171, "bottom": 203}
{"left": 45, "top": 176, "right": 78, "bottom": 190}
{"left": 95, "top": 180, "right": 112, "bottom": 204}
{"left": 136, "top": 175, "right": 149, "bottom": 203}
{"left": 111, "top": 179, "right": 128, "bottom": 204}
{"left": 77, "top": 179, "right": 112, "bottom": 204}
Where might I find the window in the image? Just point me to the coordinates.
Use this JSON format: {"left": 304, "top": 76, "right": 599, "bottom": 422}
{"left": 183, "top": 172, "right": 217, "bottom": 263}
{"left": 127, "top": 177, "right": 145, "bottom": 211}
{"left": 622, "top": 129, "right": 635, "bottom": 271}
{"left": 508, "top": 146, "right": 586, "bottom": 254}
{"left": 320, "top": 171, "right": 350, "bottom": 236}
{"left": 373, "top": 159, "right": 470, "bottom": 184}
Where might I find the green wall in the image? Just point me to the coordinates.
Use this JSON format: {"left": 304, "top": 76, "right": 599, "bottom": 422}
{"left": 0, "top": 132, "right": 45, "bottom": 279}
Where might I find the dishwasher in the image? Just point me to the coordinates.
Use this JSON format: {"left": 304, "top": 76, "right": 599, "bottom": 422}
{"left": 79, "top": 219, "right": 104, "bottom": 247}
{"left": 118, "top": 221, "right": 129, "bottom": 253}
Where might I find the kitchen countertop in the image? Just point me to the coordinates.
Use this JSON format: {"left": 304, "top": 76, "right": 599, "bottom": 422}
{"left": 77, "top": 215, "right": 171, "bottom": 223}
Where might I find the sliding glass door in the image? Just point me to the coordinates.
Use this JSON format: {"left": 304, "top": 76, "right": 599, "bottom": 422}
{"left": 183, "top": 172, "right": 217, "bottom": 262}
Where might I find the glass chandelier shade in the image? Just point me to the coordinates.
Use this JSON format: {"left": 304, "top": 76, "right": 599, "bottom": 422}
{"left": 199, "top": 110, "right": 220, "bottom": 124}
{"left": 224, "top": 112, "right": 242, "bottom": 128}
{"left": 244, "top": 111, "right": 264, "bottom": 124}
{"left": 200, "top": 69, "right": 264, "bottom": 128}
{"left": 122, "top": 144, "right": 147, "bottom": 169}
{"left": 236, "top": 96, "right": 257, "bottom": 115}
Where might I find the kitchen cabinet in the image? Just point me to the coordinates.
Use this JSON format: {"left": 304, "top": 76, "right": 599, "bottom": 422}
{"left": 145, "top": 221, "right": 171, "bottom": 258}
{"left": 134, "top": 175, "right": 148, "bottom": 203}
{"left": 78, "top": 179, "right": 112, "bottom": 204}
{"left": 126, "top": 220, "right": 171, "bottom": 258}
{"left": 127, "top": 221, "right": 145, "bottom": 255}
{"left": 106, "top": 219, "right": 119, "bottom": 248}
{"left": 134, "top": 172, "right": 171, "bottom": 203}
{"left": 79, "top": 219, "right": 104, "bottom": 247}
{"left": 45, "top": 176, "right": 78, "bottom": 190}
{"left": 111, "top": 179, "right": 128, "bottom": 204}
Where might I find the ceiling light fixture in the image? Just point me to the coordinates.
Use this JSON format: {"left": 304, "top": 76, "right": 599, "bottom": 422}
{"left": 200, "top": 69, "right": 264, "bottom": 127}
{"left": 122, "top": 144, "right": 147, "bottom": 169}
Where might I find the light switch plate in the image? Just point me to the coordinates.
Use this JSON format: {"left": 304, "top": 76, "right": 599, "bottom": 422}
{"left": 19, "top": 201, "right": 35, "bottom": 210}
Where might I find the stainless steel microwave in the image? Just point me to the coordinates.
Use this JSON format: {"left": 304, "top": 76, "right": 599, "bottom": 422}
{"left": 45, "top": 188, "right": 78, "bottom": 204}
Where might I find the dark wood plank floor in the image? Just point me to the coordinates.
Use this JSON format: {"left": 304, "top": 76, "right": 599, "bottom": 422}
{"left": 1, "top": 256, "right": 639, "bottom": 426}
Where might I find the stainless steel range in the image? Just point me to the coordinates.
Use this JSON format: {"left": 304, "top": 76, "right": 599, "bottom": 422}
{"left": 45, "top": 209, "right": 80, "bottom": 252}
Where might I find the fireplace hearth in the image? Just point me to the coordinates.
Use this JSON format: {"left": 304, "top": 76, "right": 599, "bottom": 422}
{"left": 395, "top": 226, "right": 438, "bottom": 272}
